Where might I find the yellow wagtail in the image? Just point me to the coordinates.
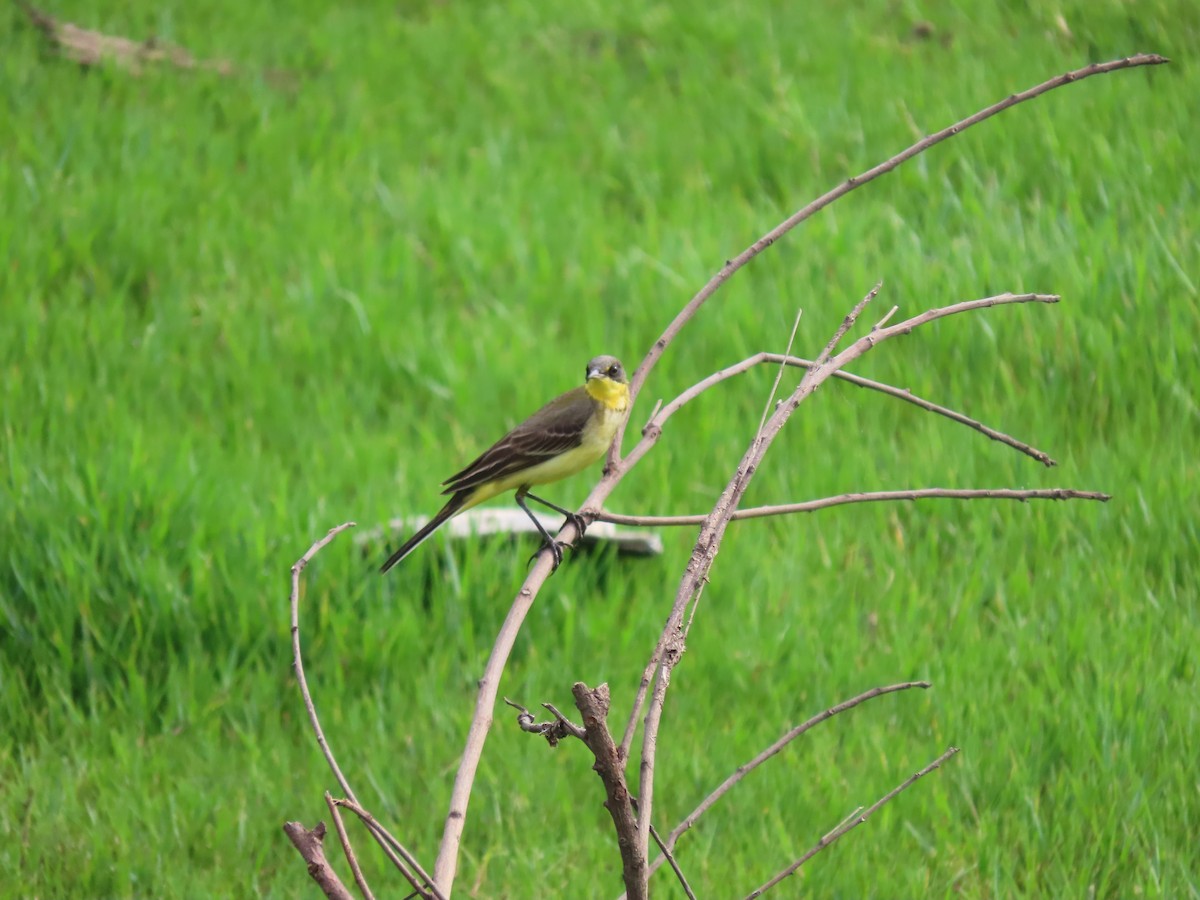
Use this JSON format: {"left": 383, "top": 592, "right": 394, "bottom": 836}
{"left": 380, "top": 354, "right": 630, "bottom": 573}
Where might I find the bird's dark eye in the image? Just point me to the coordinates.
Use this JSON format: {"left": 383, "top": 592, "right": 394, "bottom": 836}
{"left": 608, "top": 365, "right": 620, "bottom": 377}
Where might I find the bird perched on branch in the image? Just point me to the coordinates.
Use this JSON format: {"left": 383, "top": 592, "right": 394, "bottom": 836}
{"left": 380, "top": 355, "right": 631, "bottom": 573}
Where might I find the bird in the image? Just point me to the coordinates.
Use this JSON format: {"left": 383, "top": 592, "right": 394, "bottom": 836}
{"left": 380, "top": 354, "right": 631, "bottom": 573}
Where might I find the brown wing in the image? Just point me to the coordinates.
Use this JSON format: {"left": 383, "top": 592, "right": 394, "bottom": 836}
{"left": 441, "top": 386, "right": 594, "bottom": 494}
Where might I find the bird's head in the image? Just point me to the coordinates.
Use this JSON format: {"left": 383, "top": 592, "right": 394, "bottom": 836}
{"left": 586, "top": 355, "right": 627, "bottom": 384}
{"left": 584, "top": 355, "right": 630, "bottom": 409}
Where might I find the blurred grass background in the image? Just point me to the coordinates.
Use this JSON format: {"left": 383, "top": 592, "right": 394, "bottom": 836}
{"left": 1, "top": 0, "right": 1197, "bottom": 896}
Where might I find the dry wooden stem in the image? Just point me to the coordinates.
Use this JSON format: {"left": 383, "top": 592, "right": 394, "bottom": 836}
{"left": 290, "top": 523, "right": 360, "bottom": 804}
{"left": 327, "top": 800, "right": 430, "bottom": 892}
{"left": 503, "top": 697, "right": 584, "bottom": 746}
{"left": 432, "top": 578, "right": 555, "bottom": 888}
{"left": 16, "top": 1, "right": 236, "bottom": 74}
{"left": 572, "top": 683, "right": 647, "bottom": 900}
{"left": 647, "top": 823, "right": 697, "bottom": 900}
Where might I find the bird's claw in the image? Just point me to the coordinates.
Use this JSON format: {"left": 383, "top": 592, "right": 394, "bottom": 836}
{"left": 527, "top": 539, "right": 569, "bottom": 572}
{"left": 565, "top": 512, "right": 589, "bottom": 537}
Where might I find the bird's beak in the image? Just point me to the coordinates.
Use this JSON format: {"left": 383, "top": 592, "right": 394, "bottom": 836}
{"left": 587, "top": 365, "right": 604, "bottom": 380}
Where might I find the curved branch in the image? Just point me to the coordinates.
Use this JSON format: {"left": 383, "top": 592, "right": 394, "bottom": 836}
{"left": 289, "top": 523, "right": 443, "bottom": 900}
{"left": 611, "top": 53, "right": 1168, "bottom": 462}
{"left": 290, "top": 523, "right": 360, "bottom": 803}
{"left": 618, "top": 291, "right": 1059, "bottom": 768}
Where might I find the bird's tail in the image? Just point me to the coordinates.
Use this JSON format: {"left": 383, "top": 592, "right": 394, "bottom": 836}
{"left": 379, "top": 491, "right": 470, "bottom": 574}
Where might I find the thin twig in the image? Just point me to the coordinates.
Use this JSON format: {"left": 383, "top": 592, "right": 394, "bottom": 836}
{"left": 598, "top": 488, "right": 1110, "bottom": 528}
{"left": 815, "top": 282, "right": 881, "bottom": 368}
{"left": 289, "top": 523, "right": 442, "bottom": 900}
{"left": 872, "top": 305, "right": 900, "bottom": 331}
{"left": 644, "top": 681, "right": 931, "bottom": 882}
{"left": 290, "top": 523, "right": 360, "bottom": 803}
{"left": 756, "top": 306, "right": 806, "bottom": 439}
{"left": 502, "top": 697, "right": 585, "bottom": 745}
{"left": 543, "top": 702, "right": 587, "bottom": 739}
{"left": 641, "top": 349, "right": 1056, "bottom": 471}
{"left": 609, "top": 53, "right": 1167, "bottom": 465}
{"left": 649, "top": 824, "right": 697, "bottom": 900}
{"left": 325, "top": 792, "right": 375, "bottom": 900}
{"left": 743, "top": 746, "right": 961, "bottom": 899}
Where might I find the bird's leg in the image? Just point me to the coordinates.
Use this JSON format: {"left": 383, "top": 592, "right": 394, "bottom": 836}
{"left": 523, "top": 492, "right": 589, "bottom": 538}
{"left": 515, "top": 490, "right": 566, "bottom": 571}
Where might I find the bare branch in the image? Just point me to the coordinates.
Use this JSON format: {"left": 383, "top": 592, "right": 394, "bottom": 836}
{"left": 16, "top": 0, "right": 236, "bottom": 74}
{"left": 599, "top": 488, "right": 1110, "bottom": 528}
{"left": 744, "top": 746, "right": 962, "bottom": 899}
{"left": 625, "top": 296, "right": 1060, "bottom": 478}
{"left": 871, "top": 305, "right": 900, "bottom": 331}
{"left": 282, "top": 821, "right": 355, "bottom": 900}
{"left": 646, "top": 681, "right": 931, "bottom": 882}
{"left": 433, "top": 577, "right": 554, "bottom": 889}
{"left": 434, "top": 55, "right": 1168, "bottom": 897}
{"left": 542, "top": 702, "right": 587, "bottom": 740}
{"left": 325, "top": 793, "right": 375, "bottom": 900}
{"left": 611, "top": 53, "right": 1167, "bottom": 462}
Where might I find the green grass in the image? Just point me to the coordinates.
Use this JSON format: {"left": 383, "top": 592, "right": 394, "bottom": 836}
{"left": 1, "top": 0, "right": 1197, "bottom": 896}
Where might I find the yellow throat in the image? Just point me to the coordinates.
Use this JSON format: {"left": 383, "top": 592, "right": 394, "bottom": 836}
{"left": 586, "top": 375, "right": 630, "bottom": 411}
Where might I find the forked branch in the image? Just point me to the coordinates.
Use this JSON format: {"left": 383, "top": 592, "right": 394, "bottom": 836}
{"left": 428, "top": 54, "right": 1166, "bottom": 899}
